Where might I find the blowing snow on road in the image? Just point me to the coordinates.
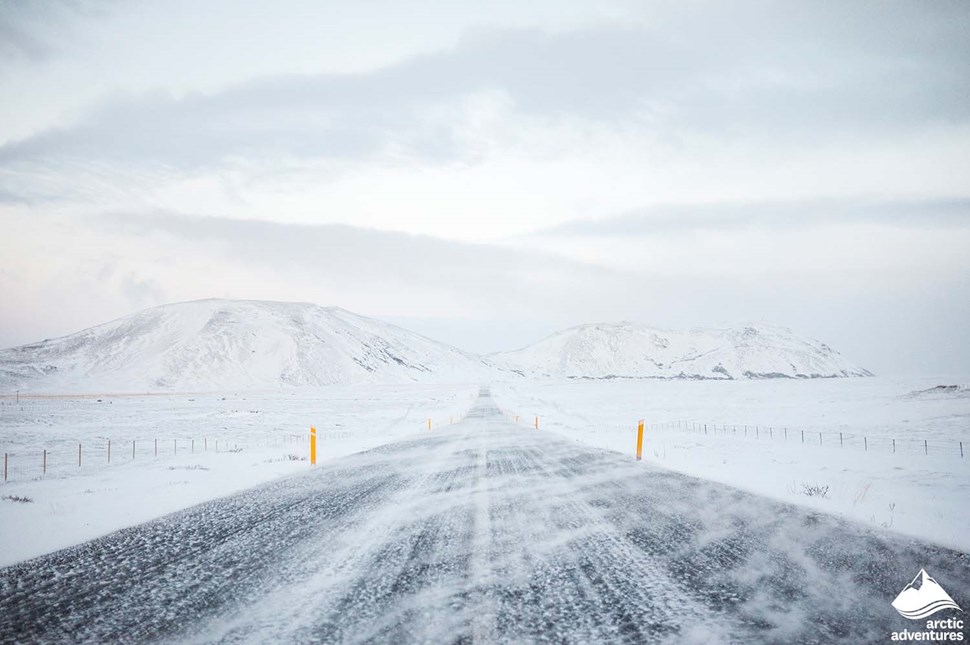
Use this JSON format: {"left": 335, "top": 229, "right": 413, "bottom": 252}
{"left": 1, "top": 389, "right": 967, "bottom": 644}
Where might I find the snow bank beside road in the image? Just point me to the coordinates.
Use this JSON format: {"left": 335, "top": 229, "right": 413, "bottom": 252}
{"left": 490, "top": 376, "right": 970, "bottom": 552}
{"left": 0, "top": 384, "right": 478, "bottom": 566}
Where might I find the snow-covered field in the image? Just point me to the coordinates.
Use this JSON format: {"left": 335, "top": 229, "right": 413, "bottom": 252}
{"left": 1, "top": 375, "right": 967, "bottom": 568}
{"left": 491, "top": 376, "right": 970, "bottom": 552}
{"left": 0, "top": 384, "right": 479, "bottom": 566}
{"left": 7, "top": 395, "right": 964, "bottom": 643}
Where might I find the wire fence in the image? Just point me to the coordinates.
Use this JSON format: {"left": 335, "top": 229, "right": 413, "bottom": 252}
{"left": 0, "top": 432, "right": 359, "bottom": 485}
{"left": 644, "top": 420, "right": 965, "bottom": 459}
{"left": 0, "top": 388, "right": 480, "bottom": 487}
{"left": 2, "top": 407, "right": 471, "bottom": 484}
{"left": 1, "top": 398, "right": 173, "bottom": 415}
{"left": 489, "top": 413, "right": 967, "bottom": 461}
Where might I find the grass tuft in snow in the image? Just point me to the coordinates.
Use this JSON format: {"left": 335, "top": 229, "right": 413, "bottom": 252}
{"left": 801, "top": 484, "right": 829, "bottom": 498}
{"left": 786, "top": 481, "right": 830, "bottom": 498}
{"left": 265, "top": 454, "right": 307, "bottom": 463}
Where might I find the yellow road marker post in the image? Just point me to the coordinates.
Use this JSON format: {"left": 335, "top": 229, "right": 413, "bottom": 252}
{"left": 310, "top": 426, "right": 317, "bottom": 466}
{"left": 428, "top": 418, "right": 432, "bottom": 431}
{"left": 636, "top": 419, "right": 644, "bottom": 461}
{"left": 535, "top": 416, "right": 539, "bottom": 430}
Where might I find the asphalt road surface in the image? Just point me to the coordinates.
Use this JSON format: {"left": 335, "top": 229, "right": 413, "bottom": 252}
{"left": 1, "top": 391, "right": 968, "bottom": 643}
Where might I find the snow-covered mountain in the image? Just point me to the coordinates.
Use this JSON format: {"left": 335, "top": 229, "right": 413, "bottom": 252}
{"left": 492, "top": 322, "right": 871, "bottom": 380}
{"left": 0, "top": 302, "right": 871, "bottom": 392}
{"left": 0, "top": 299, "right": 496, "bottom": 393}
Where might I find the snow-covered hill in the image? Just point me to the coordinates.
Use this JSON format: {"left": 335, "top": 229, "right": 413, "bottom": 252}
{"left": 492, "top": 322, "right": 871, "bottom": 380}
{"left": 0, "top": 299, "right": 496, "bottom": 392}
{"left": 0, "top": 302, "right": 871, "bottom": 392}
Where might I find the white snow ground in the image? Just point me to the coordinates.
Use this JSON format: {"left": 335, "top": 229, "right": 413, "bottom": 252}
{"left": 1, "top": 376, "right": 967, "bottom": 568}
{"left": 490, "top": 376, "right": 970, "bottom": 552}
{"left": 6, "top": 395, "right": 964, "bottom": 644}
{"left": 0, "top": 384, "right": 479, "bottom": 566}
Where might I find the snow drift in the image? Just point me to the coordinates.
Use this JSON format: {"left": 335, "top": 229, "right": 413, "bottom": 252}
{"left": 0, "top": 299, "right": 495, "bottom": 392}
{"left": 492, "top": 322, "right": 871, "bottom": 380}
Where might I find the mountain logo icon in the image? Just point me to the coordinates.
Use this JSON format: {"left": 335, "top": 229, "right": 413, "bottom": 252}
{"left": 891, "top": 569, "right": 962, "bottom": 620}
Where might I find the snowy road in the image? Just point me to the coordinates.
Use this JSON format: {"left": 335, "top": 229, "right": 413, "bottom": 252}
{"left": 1, "top": 391, "right": 968, "bottom": 643}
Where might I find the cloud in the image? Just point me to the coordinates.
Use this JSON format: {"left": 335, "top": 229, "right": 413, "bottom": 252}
{"left": 119, "top": 271, "right": 166, "bottom": 307}
{"left": 88, "top": 209, "right": 640, "bottom": 320}
{"left": 1, "top": 3, "right": 968, "bottom": 181}
{"left": 530, "top": 198, "right": 970, "bottom": 237}
{"left": 1, "top": 206, "right": 968, "bottom": 372}
{"left": 0, "top": 0, "right": 119, "bottom": 62}
{"left": 2, "top": 2, "right": 969, "bottom": 373}
{"left": 0, "top": 18, "right": 51, "bottom": 62}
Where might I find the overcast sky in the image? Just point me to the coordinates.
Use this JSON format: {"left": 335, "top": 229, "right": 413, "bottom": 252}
{"left": 1, "top": 0, "right": 968, "bottom": 375}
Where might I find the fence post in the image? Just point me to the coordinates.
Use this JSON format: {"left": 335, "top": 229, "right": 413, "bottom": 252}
{"left": 819, "top": 432, "right": 822, "bottom": 445}
{"left": 801, "top": 430, "right": 804, "bottom": 443}
{"left": 784, "top": 427, "right": 788, "bottom": 440}
{"left": 174, "top": 439, "right": 177, "bottom": 455}
{"left": 756, "top": 427, "right": 759, "bottom": 439}
{"left": 636, "top": 419, "right": 644, "bottom": 461}
{"left": 893, "top": 438, "right": 896, "bottom": 453}
{"left": 192, "top": 439, "right": 194, "bottom": 454}
{"left": 3, "top": 453, "right": 6, "bottom": 482}
{"left": 865, "top": 436, "right": 868, "bottom": 451}
{"left": 205, "top": 437, "right": 207, "bottom": 452}
{"left": 961, "top": 441, "right": 964, "bottom": 458}
{"left": 924, "top": 439, "right": 928, "bottom": 456}
{"left": 840, "top": 432, "right": 843, "bottom": 446}
{"left": 78, "top": 443, "right": 82, "bottom": 468}
{"left": 108, "top": 439, "right": 111, "bottom": 463}
{"left": 43, "top": 449, "right": 46, "bottom": 475}
{"left": 155, "top": 438, "right": 158, "bottom": 457}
